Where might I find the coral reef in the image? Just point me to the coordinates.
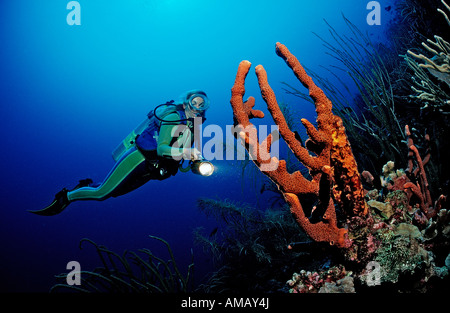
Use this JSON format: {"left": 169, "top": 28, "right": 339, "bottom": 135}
{"left": 352, "top": 127, "right": 448, "bottom": 290}
{"left": 423, "top": 208, "right": 450, "bottom": 242}
{"left": 195, "top": 0, "right": 450, "bottom": 294}
{"left": 370, "top": 224, "right": 431, "bottom": 285}
{"left": 227, "top": 39, "right": 449, "bottom": 292}
{"left": 287, "top": 265, "right": 354, "bottom": 293}
{"left": 230, "top": 42, "right": 368, "bottom": 249}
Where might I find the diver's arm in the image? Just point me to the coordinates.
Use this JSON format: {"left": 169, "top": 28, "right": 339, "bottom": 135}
{"left": 157, "top": 113, "right": 187, "bottom": 159}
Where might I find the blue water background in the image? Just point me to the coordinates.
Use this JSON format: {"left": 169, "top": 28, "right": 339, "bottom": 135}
{"left": 0, "top": 0, "right": 394, "bottom": 292}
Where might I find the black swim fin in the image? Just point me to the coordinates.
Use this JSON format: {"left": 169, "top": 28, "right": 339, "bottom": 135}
{"left": 29, "top": 178, "right": 93, "bottom": 216}
{"left": 29, "top": 188, "right": 70, "bottom": 216}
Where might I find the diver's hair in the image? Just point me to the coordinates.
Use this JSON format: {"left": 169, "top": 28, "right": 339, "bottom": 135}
{"left": 175, "top": 89, "right": 208, "bottom": 105}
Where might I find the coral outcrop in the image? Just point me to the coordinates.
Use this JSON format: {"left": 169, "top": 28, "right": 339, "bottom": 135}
{"left": 406, "top": 0, "right": 450, "bottom": 113}
{"left": 287, "top": 265, "right": 354, "bottom": 293}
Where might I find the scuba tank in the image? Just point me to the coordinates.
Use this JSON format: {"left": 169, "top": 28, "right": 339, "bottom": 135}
{"left": 111, "top": 117, "right": 152, "bottom": 162}
{"left": 111, "top": 101, "right": 188, "bottom": 162}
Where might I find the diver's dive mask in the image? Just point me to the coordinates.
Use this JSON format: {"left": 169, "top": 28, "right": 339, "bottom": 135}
{"left": 186, "top": 93, "right": 210, "bottom": 113}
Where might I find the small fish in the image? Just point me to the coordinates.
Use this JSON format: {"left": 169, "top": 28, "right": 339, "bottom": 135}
{"left": 209, "top": 227, "right": 218, "bottom": 238}
{"left": 385, "top": 5, "right": 391, "bottom": 11}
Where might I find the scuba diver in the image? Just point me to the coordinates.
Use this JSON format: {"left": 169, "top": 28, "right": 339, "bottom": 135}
{"left": 30, "top": 90, "right": 214, "bottom": 216}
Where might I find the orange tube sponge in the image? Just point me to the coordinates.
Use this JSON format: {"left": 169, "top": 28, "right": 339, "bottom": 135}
{"left": 275, "top": 43, "right": 368, "bottom": 217}
{"left": 230, "top": 42, "right": 369, "bottom": 248}
{"left": 403, "top": 125, "right": 433, "bottom": 217}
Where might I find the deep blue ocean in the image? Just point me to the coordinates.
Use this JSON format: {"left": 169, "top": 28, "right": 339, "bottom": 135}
{"left": 0, "top": 0, "right": 394, "bottom": 292}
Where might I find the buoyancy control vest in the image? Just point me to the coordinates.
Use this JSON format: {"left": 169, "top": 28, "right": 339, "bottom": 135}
{"left": 111, "top": 102, "right": 188, "bottom": 162}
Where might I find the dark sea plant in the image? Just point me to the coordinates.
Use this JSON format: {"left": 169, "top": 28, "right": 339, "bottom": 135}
{"left": 194, "top": 198, "right": 341, "bottom": 293}
{"left": 51, "top": 236, "right": 194, "bottom": 293}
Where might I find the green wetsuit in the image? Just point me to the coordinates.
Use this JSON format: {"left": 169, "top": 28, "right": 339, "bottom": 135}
{"left": 67, "top": 111, "right": 194, "bottom": 202}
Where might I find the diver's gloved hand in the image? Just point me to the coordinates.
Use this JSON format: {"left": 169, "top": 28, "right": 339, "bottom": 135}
{"left": 182, "top": 147, "right": 202, "bottom": 161}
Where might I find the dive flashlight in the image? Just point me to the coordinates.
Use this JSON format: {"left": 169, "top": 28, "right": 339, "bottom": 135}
{"left": 190, "top": 159, "right": 215, "bottom": 177}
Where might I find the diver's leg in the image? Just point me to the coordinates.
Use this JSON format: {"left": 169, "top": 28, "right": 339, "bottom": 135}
{"left": 67, "top": 148, "right": 146, "bottom": 201}
{"left": 30, "top": 147, "right": 148, "bottom": 216}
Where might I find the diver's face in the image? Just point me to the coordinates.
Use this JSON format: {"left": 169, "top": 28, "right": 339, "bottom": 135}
{"left": 185, "top": 96, "right": 205, "bottom": 118}
{"left": 184, "top": 104, "right": 200, "bottom": 118}
{"left": 190, "top": 96, "right": 204, "bottom": 109}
